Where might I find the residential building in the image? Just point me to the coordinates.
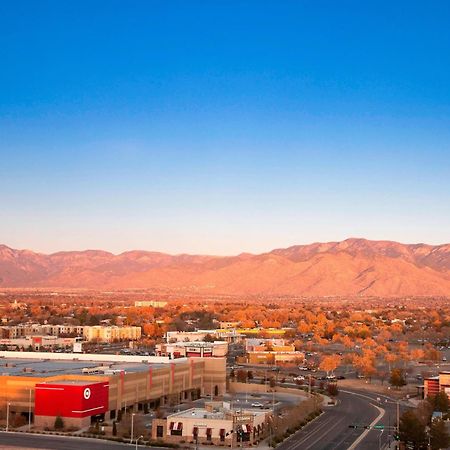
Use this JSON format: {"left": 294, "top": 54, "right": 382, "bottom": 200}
{"left": 83, "top": 326, "right": 141, "bottom": 342}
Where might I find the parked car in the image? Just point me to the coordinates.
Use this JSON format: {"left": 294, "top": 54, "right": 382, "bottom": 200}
{"left": 251, "top": 402, "right": 264, "bottom": 408}
{"left": 298, "top": 366, "right": 309, "bottom": 371}
{"left": 294, "top": 375, "right": 305, "bottom": 381}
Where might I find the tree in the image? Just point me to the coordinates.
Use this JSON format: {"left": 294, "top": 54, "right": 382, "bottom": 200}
{"left": 384, "top": 352, "right": 398, "bottom": 371}
{"left": 236, "top": 369, "right": 248, "bottom": 383}
{"left": 389, "top": 368, "right": 407, "bottom": 389}
{"left": 430, "top": 419, "right": 450, "bottom": 450}
{"left": 319, "top": 355, "right": 341, "bottom": 376}
{"left": 399, "top": 410, "right": 426, "bottom": 448}
{"left": 327, "top": 383, "right": 339, "bottom": 397}
{"left": 432, "top": 391, "right": 450, "bottom": 413}
{"left": 54, "top": 415, "right": 64, "bottom": 430}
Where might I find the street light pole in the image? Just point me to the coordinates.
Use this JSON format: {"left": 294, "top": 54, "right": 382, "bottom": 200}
{"left": 6, "top": 402, "right": 10, "bottom": 432}
{"left": 378, "top": 429, "right": 384, "bottom": 450}
{"left": 396, "top": 400, "right": 400, "bottom": 437}
{"left": 135, "top": 434, "right": 143, "bottom": 450}
{"left": 130, "top": 412, "right": 135, "bottom": 444}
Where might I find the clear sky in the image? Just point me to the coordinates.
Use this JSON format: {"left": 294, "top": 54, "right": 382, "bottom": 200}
{"left": 1, "top": 1, "right": 449, "bottom": 255}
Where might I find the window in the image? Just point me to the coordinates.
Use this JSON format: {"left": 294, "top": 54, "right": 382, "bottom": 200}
{"left": 157, "top": 426, "right": 163, "bottom": 438}
{"left": 171, "top": 422, "right": 183, "bottom": 436}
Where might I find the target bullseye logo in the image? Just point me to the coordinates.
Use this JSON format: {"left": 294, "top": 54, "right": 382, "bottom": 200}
{"left": 83, "top": 388, "right": 91, "bottom": 400}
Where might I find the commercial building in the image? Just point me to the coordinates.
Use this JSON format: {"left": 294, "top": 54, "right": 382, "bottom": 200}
{"left": 247, "top": 351, "right": 305, "bottom": 365}
{"left": 244, "top": 338, "right": 290, "bottom": 352}
{"left": 0, "top": 351, "right": 226, "bottom": 430}
{"left": 152, "top": 401, "right": 270, "bottom": 446}
{"left": 156, "top": 341, "right": 228, "bottom": 358}
{"left": 0, "top": 335, "right": 81, "bottom": 351}
{"left": 166, "top": 330, "right": 239, "bottom": 344}
{"left": 424, "top": 372, "right": 450, "bottom": 400}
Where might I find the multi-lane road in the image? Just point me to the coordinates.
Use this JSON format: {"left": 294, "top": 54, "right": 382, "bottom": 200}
{"left": 277, "top": 389, "right": 403, "bottom": 450}
{"left": 0, "top": 432, "right": 149, "bottom": 449}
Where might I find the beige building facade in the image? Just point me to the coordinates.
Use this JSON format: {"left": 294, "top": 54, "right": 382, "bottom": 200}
{"left": 152, "top": 402, "right": 270, "bottom": 446}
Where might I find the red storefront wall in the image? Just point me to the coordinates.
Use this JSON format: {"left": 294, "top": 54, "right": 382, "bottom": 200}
{"left": 35, "top": 381, "right": 109, "bottom": 418}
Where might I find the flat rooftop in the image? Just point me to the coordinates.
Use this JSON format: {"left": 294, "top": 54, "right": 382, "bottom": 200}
{"left": 169, "top": 407, "right": 265, "bottom": 420}
{"left": 39, "top": 380, "right": 100, "bottom": 386}
{"left": 0, "top": 354, "right": 188, "bottom": 378}
{"left": 171, "top": 408, "right": 228, "bottom": 420}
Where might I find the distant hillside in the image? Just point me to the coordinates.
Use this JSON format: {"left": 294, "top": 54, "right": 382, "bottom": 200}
{"left": 1, "top": 238, "right": 449, "bottom": 296}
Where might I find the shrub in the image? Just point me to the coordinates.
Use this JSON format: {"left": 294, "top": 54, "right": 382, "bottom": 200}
{"left": 54, "top": 416, "right": 64, "bottom": 430}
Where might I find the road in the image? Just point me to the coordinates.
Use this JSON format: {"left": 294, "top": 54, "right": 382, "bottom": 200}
{"left": 276, "top": 389, "right": 404, "bottom": 450}
{"left": 0, "top": 432, "right": 149, "bottom": 449}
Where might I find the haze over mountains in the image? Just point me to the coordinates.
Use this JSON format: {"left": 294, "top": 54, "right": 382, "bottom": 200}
{"left": 1, "top": 239, "right": 449, "bottom": 296}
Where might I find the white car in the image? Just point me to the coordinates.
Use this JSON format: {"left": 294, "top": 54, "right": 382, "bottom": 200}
{"left": 298, "top": 366, "right": 309, "bottom": 371}
{"left": 294, "top": 376, "right": 305, "bottom": 381}
{"left": 251, "top": 402, "right": 264, "bottom": 408}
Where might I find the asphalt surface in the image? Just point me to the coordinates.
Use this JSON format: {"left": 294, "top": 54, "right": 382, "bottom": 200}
{"left": 0, "top": 432, "right": 149, "bottom": 449}
{"left": 276, "top": 389, "right": 403, "bottom": 450}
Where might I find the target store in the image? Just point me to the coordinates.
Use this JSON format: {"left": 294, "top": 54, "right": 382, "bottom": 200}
{"left": 35, "top": 380, "right": 109, "bottom": 429}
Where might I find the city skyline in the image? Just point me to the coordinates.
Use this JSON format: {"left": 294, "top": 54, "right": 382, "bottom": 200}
{"left": 1, "top": 1, "right": 449, "bottom": 255}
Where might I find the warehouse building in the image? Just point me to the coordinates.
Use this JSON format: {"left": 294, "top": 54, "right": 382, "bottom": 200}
{"left": 0, "top": 351, "right": 226, "bottom": 430}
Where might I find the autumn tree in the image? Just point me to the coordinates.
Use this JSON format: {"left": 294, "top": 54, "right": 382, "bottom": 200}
{"left": 389, "top": 368, "right": 407, "bottom": 389}
{"left": 319, "top": 355, "right": 341, "bottom": 376}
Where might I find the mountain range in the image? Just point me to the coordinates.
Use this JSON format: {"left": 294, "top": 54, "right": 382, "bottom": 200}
{"left": 1, "top": 238, "right": 449, "bottom": 296}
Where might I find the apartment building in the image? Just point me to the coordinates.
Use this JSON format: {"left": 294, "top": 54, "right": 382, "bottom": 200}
{"left": 134, "top": 301, "right": 168, "bottom": 308}
{"left": 83, "top": 325, "right": 141, "bottom": 342}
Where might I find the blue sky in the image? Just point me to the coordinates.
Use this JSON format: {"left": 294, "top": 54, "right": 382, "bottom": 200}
{"left": 1, "top": 1, "right": 449, "bottom": 255}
